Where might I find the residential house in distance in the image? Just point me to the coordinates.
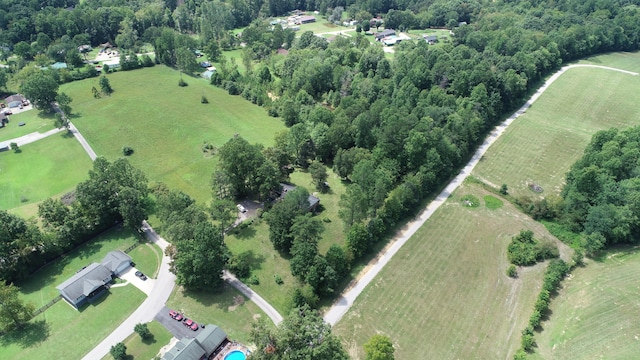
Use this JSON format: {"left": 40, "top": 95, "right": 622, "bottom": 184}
{"left": 424, "top": 35, "right": 438, "bottom": 44}
{"left": 279, "top": 183, "right": 320, "bottom": 213}
{"left": 374, "top": 29, "right": 396, "bottom": 41}
{"left": 4, "top": 94, "right": 26, "bottom": 108}
{"left": 295, "top": 15, "right": 316, "bottom": 24}
{"left": 161, "top": 325, "right": 229, "bottom": 360}
{"left": 56, "top": 251, "right": 132, "bottom": 309}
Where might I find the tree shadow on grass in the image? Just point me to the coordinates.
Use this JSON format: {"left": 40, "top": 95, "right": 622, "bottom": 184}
{"left": 0, "top": 319, "right": 50, "bottom": 348}
{"left": 141, "top": 334, "right": 157, "bottom": 345}
{"left": 232, "top": 226, "right": 256, "bottom": 240}
{"left": 244, "top": 250, "right": 265, "bottom": 272}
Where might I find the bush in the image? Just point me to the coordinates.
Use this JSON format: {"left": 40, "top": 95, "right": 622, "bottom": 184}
{"left": 228, "top": 252, "right": 252, "bottom": 279}
{"left": 506, "top": 264, "right": 517, "bottom": 278}
{"left": 110, "top": 342, "right": 127, "bottom": 360}
{"left": 141, "top": 55, "right": 155, "bottom": 67}
{"left": 178, "top": 78, "right": 188, "bottom": 87}
{"left": 500, "top": 183, "right": 509, "bottom": 195}
{"left": 122, "top": 146, "right": 134, "bottom": 156}
{"left": 134, "top": 323, "right": 152, "bottom": 339}
{"left": 201, "top": 95, "right": 209, "bottom": 104}
{"left": 248, "top": 274, "right": 260, "bottom": 285}
{"left": 274, "top": 274, "right": 283, "bottom": 285}
{"left": 521, "top": 333, "right": 536, "bottom": 352}
{"left": 508, "top": 230, "right": 558, "bottom": 266}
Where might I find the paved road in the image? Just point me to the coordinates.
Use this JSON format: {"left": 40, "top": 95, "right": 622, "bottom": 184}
{"left": 322, "top": 64, "right": 639, "bottom": 326}
{"left": 68, "top": 121, "right": 97, "bottom": 160}
{"left": 81, "top": 222, "right": 175, "bottom": 360}
{"left": 223, "top": 270, "right": 283, "bottom": 325}
{"left": 4, "top": 127, "right": 64, "bottom": 147}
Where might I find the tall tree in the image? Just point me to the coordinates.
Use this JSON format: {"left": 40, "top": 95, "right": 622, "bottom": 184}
{"left": 170, "top": 221, "right": 227, "bottom": 290}
{"left": 250, "top": 305, "right": 348, "bottom": 360}
{"left": 265, "top": 187, "right": 310, "bottom": 252}
{"left": 209, "top": 199, "right": 237, "bottom": 234}
{"left": 99, "top": 76, "right": 113, "bottom": 95}
{"left": 0, "top": 283, "right": 35, "bottom": 331}
{"left": 20, "top": 70, "right": 59, "bottom": 109}
{"left": 55, "top": 92, "right": 73, "bottom": 117}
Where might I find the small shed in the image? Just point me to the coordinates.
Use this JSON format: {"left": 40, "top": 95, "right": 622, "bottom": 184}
{"left": 424, "top": 35, "right": 438, "bottom": 44}
{"left": 0, "top": 142, "right": 9, "bottom": 151}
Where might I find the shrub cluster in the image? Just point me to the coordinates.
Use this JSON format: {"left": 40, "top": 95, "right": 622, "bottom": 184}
{"left": 507, "top": 230, "right": 558, "bottom": 266}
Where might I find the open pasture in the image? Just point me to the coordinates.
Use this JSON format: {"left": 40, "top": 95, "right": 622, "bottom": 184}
{"left": 333, "top": 182, "right": 571, "bottom": 359}
{"left": 0, "top": 132, "right": 92, "bottom": 210}
{"left": 530, "top": 247, "right": 640, "bottom": 360}
{"left": 473, "top": 65, "right": 640, "bottom": 198}
{"left": 61, "top": 65, "right": 285, "bottom": 204}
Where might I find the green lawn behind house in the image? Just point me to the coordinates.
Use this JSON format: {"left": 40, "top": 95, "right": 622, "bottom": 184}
{"left": 0, "top": 132, "right": 92, "bottom": 210}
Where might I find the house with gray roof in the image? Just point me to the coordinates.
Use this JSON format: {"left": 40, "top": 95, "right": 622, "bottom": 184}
{"left": 161, "top": 325, "right": 228, "bottom": 360}
{"left": 4, "top": 94, "right": 25, "bottom": 108}
{"left": 101, "top": 250, "right": 132, "bottom": 276}
{"left": 56, "top": 251, "right": 133, "bottom": 309}
{"left": 56, "top": 263, "right": 113, "bottom": 309}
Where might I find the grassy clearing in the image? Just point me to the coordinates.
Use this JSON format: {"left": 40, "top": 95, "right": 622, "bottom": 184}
{"left": 298, "top": 18, "right": 342, "bottom": 34}
{"left": 473, "top": 66, "right": 640, "bottom": 198}
{"left": 62, "top": 65, "right": 285, "bottom": 204}
{"left": 128, "top": 242, "right": 163, "bottom": 279}
{"left": 16, "top": 227, "right": 149, "bottom": 308}
{"left": 0, "top": 110, "right": 56, "bottom": 142}
{"left": 0, "top": 285, "right": 145, "bottom": 360}
{"left": 530, "top": 246, "right": 640, "bottom": 360}
{"left": 167, "top": 285, "right": 273, "bottom": 344}
{"left": 0, "top": 133, "right": 92, "bottom": 210}
{"left": 333, "top": 182, "right": 571, "bottom": 360}
{"left": 484, "top": 195, "right": 504, "bottom": 210}
{"left": 101, "top": 320, "right": 172, "bottom": 360}
{"left": 579, "top": 51, "right": 640, "bottom": 72}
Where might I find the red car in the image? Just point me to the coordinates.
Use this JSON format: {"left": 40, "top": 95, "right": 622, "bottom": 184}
{"left": 184, "top": 319, "right": 194, "bottom": 327}
{"left": 190, "top": 322, "right": 199, "bottom": 331}
{"left": 174, "top": 313, "right": 183, "bottom": 321}
{"left": 169, "top": 310, "right": 177, "bottom": 318}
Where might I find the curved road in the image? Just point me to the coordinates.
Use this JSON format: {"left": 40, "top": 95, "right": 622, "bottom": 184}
{"left": 223, "top": 270, "right": 283, "bottom": 325}
{"left": 323, "top": 64, "right": 639, "bottom": 326}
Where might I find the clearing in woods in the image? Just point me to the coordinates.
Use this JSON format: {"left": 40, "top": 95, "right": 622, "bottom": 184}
{"left": 473, "top": 64, "right": 640, "bottom": 198}
{"left": 333, "top": 182, "right": 571, "bottom": 359}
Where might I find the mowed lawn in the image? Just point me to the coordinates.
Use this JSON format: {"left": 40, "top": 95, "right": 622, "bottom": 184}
{"left": 0, "top": 285, "right": 145, "bottom": 360}
{"left": 61, "top": 65, "right": 285, "bottom": 203}
{"left": 167, "top": 285, "right": 273, "bottom": 344}
{"left": 473, "top": 65, "right": 640, "bottom": 198}
{"left": 333, "top": 182, "right": 571, "bottom": 359}
{"left": 16, "top": 227, "right": 152, "bottom": 308}
{"left": 530, "top": 247, "right": 640, "bottom": 360}
{"left": 101, "top": 320, "right": 172, "bottom": 360}
{"left": 0, "top": 133, "right": 92, "bottom": 210}
{"left": 0, "top": 110, "right": 56, "bottom": 142}
{"left": 580, "top": 51, "right": 640, "bottom": 73}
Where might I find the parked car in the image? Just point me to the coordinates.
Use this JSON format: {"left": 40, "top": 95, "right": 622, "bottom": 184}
{"left": 174, "top": 313, "right": 183, "bottom": 321}
{"left": 190, "top": 322, "right": 199, "bottom": 331}
{"left": 3, "top": 109, "right": 12, "bottom": 115}
{"left": 237, "top": 204, "right": 247, "bottom": 213}
{"left": 184, "top": 319, "right": 194, "bottom": 327}
{"left": 169, "top": 310, "right": 178, "bottom": 318}
{"left": 135, "top": 271, "right": 147, "bottom": 280}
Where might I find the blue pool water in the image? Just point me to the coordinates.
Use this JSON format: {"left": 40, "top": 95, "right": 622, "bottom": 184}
{"left": 224, "top": 350, "right": 246, "bottom": 360}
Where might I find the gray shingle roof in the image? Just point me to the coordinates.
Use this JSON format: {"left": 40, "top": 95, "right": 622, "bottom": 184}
{"left": 56, "top": 263, "right": 112, "bottom": 301}
{"left": 162, "top": 338, "right": 206, "bottom": 360}
{"left": 101, "top": 250, "right": 131, "bottom": 273}
{"left": 196, "top": 325, "right": 227, "bottom": 354}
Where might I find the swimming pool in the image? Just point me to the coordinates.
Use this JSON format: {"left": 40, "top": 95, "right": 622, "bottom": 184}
{"left": 224, "top": 350, "right": 246, "bottom": 360}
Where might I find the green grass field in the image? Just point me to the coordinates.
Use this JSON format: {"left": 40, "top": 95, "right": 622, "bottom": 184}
{"left": 530, "top": 247, "right": 640, "bottom": 360}
{"left": 580, "top": 51, "right": 640, "bottom": 72}
{"left": 167, "top": 285, "right": 273, "bottom": 344}
{"left": 0, "top": 285, "right": 145, "bottom": 360}
{"left": 127, "top": 242, "right": 163, "bottom": 279}
{"left": 61, "top": 65, "right": 285, "bottom": 204}
{"left": 473, "top": 66, "right": 640, "bottom": 198}
{"left": 16, "top": 227, "right": 152, "bottom": 308}
{"left": 0, "top": 110, "right": 56, "bottom": 142}
{"left": 101, "top": 320, "right": 172, "bottom": 360}
{"left": 0, "top": 132, "right": 92, "bottom": 210}
{"left": 333, "top": 182, "right": 571, "bottom": 359}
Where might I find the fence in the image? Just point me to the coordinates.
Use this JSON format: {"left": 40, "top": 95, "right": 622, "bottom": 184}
{"left": 32, "top": 295, "right": 62, "bottom": 318}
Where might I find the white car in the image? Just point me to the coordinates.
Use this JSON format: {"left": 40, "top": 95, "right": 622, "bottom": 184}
{"left": 237, "top": 204, "right": 247, "bottom": 213}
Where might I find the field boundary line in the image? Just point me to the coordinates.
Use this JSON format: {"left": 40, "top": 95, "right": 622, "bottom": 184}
{"left": 322, "top": 63, "right": 637, "bottom": 326}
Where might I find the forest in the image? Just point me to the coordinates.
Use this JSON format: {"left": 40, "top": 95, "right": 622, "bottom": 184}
{"left": 2, "top": 0, "right": 640, "bottom": 301}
